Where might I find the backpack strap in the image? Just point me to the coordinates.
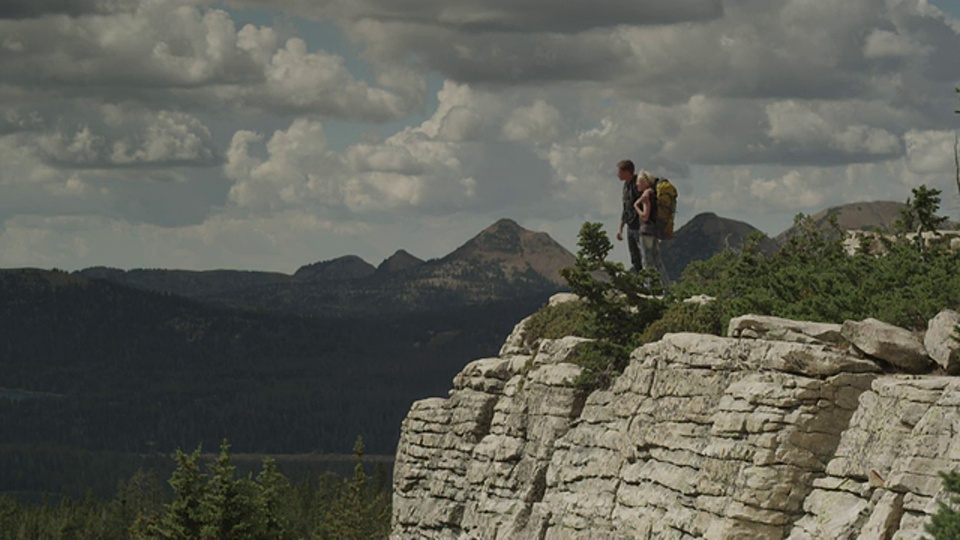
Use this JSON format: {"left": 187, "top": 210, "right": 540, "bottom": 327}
{"left": 649, "top": 179, "right": 659, "bottom": 223}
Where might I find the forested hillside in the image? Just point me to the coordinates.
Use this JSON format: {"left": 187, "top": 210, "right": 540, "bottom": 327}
{"left": 0, "top": 269, "right": 548, "bottom": 498}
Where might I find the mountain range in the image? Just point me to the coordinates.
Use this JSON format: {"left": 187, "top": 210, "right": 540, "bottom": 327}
{"left": 662, "top": 200, "right": 906, "bottom": 280}
{"left": 74, "top": 201, "right": 909, "bottom": 310}
{"left": 77, "top": 218, "right": 574, "bottom": 317}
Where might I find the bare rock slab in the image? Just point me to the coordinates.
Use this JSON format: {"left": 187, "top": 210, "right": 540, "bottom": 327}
{"left": 841, "top": 318, "right": 932, "bottom": 373}
{"left": 729, "top": 314, "right": 843, "bottom": 345}
{"left": 924, "top": 309, "right": 960, "bottom": 374}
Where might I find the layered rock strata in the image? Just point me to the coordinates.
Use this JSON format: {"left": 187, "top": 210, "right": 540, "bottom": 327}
{"left": 392, "top": 335, "right": 590, "bottom": 538}
{"left": 788, "top": 377, "right": 960, "bottom": 539}
{"left": 392, "top": 309, "right": 960, "bottom": 539}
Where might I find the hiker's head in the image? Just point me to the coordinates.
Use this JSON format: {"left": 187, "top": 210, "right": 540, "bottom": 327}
{"left": 637, "top": 171, "right": 655, "bottom": 190}
{"left": 617, "top": 160, "right": 635, "bottom": 181}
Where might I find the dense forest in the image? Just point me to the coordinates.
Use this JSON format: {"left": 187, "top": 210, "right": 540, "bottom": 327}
{"left": 196, "top": 255, "right": 561, "bottom": 317}
{"left": 0, "top": 269, "right": 549, "bottom": 499}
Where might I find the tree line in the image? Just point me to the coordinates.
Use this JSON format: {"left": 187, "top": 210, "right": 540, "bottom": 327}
{"left": 0, "top": 437, "right": 390, "bottom": 540}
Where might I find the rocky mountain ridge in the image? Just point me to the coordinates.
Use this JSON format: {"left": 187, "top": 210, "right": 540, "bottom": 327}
{"left": 73, "top": 201, "right": 914, "bottom": 314}
{"left": 77, "top": 218, "right": 575, "bottom": 316}
{"left": 391, "top": 296, "right": 960, "bottom": 539}
{"left": 292, "top": 254, "right": 376, "bottom": 282}
{"left": 376, "top": 249, "right": 425, "bottom": 275}
{"left": 775, "top": 200, "right": 907, "bottom": 243}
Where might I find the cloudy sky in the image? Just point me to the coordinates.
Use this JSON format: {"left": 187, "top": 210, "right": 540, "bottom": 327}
{"left": 1, "top": 0, "right": 959, "bottom": 272}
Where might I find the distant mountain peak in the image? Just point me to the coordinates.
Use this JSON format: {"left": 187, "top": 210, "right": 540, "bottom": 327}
{"left": 452, "top": 218, "right": 527, "bottom": 257}
{"left": 661, "top": 212, "right": 777, "bottom": 281}
{"left": 489, "top": 217, "right": 521, "bottom": 230}
{"left": 293, "top": 255, "right": 375, "bottom": 282}
{"left": 439, "top": 218, "right": 574, "bottom": 286}
{"left": 811, "top": 200, "right": 906, "bottom": 230}
{"left": 775, "top": 200, "right": 908, "bottom": 243}
{"left": 376, "top": 249, "right": 424, "bottom": 275}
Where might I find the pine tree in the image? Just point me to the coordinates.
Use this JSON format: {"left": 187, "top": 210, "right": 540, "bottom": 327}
{"left": 141, "top": 447, "right": 207, "bottom": 539}
{"left": 895, "top": 184, "right": 949, "bottom": 235}
{"left": 253, "top": 458, "right": 293, "bottom": 539}
{"left": 557, "top": 222, "right": 665, "bottom": 390}
{"left": 927, "top": 470, "right": 960, "bottom": 539}
{"left": 199, "top": 439, "right": 256, "bottom": 539}
{"left": 133, "top": 440, "right": 294, "bottom": 540}
{"left": 119, "top": 468, "right": 164, "bottom": 530}
{"left": 317, "top": 436, "right": 391, "bottom": 539}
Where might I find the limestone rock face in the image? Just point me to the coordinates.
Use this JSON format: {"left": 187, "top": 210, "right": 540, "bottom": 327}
{"left": 392, "top": 336, "right": 589, "bottom": 539}
{"left": 393, "top": 312, "right": 960, "bottom": 540}
{"left": 924, "top": 309, "right": 960, "bottom": 373}
{"left": 788, "top": 377, "right": 960, "bottom": 540}
{"left": 526, "top": 334, "right": 877, "bottom": 540}
{"left": 499, "top": 293, "right": 584, "bottom": 357}
{"left": 499, "top": 314, "right": 537, "bottom": 357}
{"left": 841, "top": 318, "right": 932, "bottom": 373}
{"left": 729, "top": 314, "right": 843, "bottom": 345}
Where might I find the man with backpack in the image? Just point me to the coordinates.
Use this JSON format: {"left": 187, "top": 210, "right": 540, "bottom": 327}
{"left": 633, "top": 171, "right": 670, "bottom": 292}
{"left": 615, "top": 160, "right": 643, "bottom": 274}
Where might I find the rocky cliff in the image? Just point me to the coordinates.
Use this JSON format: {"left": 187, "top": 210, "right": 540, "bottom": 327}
{"left": 391, "top": 298, "right": 960, "bottom": 539}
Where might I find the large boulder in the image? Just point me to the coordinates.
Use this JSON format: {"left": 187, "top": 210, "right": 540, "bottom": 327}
{"left": 924, "top": 309, "right": 960, "bottom": 374}
{"left": 841, "top": 318, "right": 932, "bottom": 373}
{"left": 729, "top": 314, "right": 843, "bottom": 345}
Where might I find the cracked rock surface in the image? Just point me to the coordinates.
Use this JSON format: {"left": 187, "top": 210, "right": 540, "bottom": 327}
{"left": 392, "top": 310, "right": 960, "bottom": 539}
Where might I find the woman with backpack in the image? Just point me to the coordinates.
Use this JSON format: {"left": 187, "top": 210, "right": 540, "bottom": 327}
{"left": 633, "top": 171, "right": 670, "bottom": 292}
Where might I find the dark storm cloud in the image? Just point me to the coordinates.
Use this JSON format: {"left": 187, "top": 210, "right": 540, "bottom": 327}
{"left": 0, "top": 3, "right": 422, "bottom": 123}
{"left": 336, "top": 0, "right": 724, "bottom": 33}
{"left": 394, "top": 30, "right": 635, "bottom": 85}
{"left": 0, "top": 0, "right": 136, "bottom": 19}
{"left": 229, "top": 0, "right": 724, "bottom": 33}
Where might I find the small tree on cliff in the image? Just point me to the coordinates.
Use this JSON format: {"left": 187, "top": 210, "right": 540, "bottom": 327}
{"left": 558, "top": 222, "right": 664, "bottom": 390}
{"left": 894, "top": 185, "right": 949, "bottom": 236}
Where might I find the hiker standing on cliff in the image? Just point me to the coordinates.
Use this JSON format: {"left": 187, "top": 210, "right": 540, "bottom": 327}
{"left": 633, "top": 171, "right": 670, "bottom": 291}
{"left": 615, "top": 160, "right": 643, "bottom": 273}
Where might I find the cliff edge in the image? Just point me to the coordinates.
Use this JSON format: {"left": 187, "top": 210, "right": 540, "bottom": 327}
{"left": 391, "top": 299, "right": 960, "bottom": 539}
